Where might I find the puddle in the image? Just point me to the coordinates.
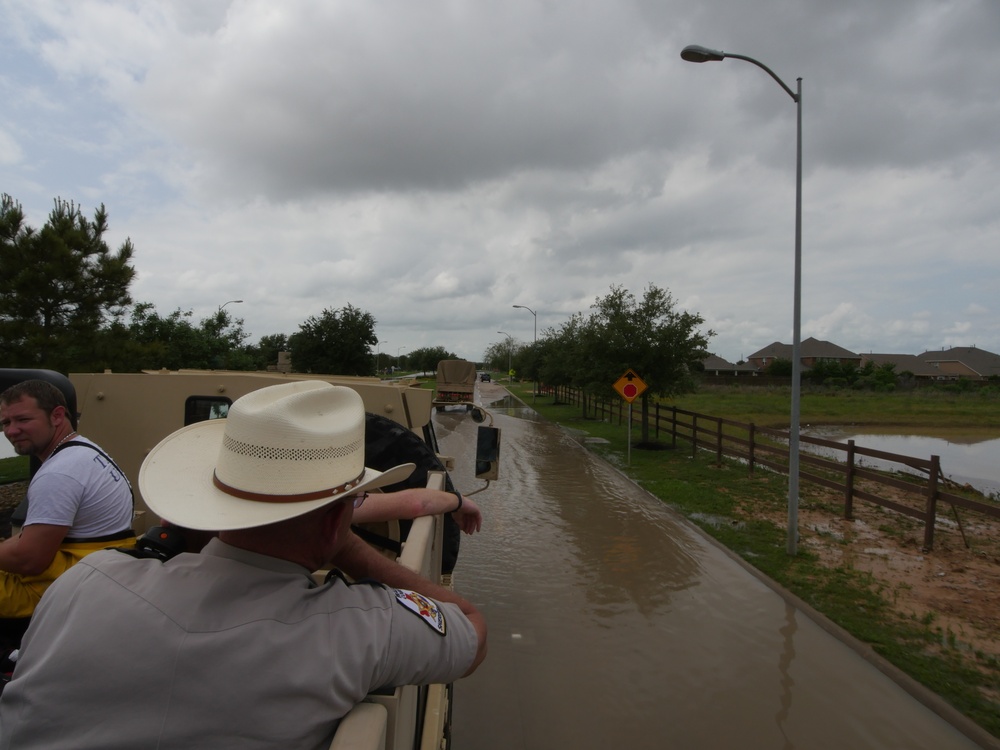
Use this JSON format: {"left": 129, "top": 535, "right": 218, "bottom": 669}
{"left": 803, "top": 427, "right": 1000, "bottom": 498}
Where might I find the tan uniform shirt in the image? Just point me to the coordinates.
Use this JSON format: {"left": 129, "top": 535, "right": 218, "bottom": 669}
{"left": 0, "top": 538, "right": 477, "bottom": 750}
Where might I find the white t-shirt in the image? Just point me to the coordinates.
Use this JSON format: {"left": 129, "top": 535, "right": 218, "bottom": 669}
{"left": 24, "top": 437, "right": 133, "bottom": 538}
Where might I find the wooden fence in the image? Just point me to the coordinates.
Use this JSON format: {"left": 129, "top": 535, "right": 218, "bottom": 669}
{"left": 552, "top": 385, "right": 1000, "bottom": 551}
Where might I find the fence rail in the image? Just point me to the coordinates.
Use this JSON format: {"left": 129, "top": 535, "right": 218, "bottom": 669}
{"left": 552, "top": 385, "right": 1000, "bottom": 551}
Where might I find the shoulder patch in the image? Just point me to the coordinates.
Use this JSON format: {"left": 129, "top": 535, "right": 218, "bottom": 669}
{"left": 393, "top": 588, "right": 447, "bottom": 635}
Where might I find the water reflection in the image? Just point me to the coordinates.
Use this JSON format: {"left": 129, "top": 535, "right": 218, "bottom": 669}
{"left": 804, "top": 427, "right": 1000, "bottom": 497}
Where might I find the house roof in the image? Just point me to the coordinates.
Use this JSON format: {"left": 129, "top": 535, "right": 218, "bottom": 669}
{"left": 700, "top": 354, "right": 761, "bottom": 374}
{"left": 918, "top": 347, "right": 1000, "bottom": 378}
{"left": 860, "top": 353, "right": 941, "bottom": 378}
{"left": 747, "top": 341, "right": 790, "bottom": 360}
{"left": 725, "top": 343, "right": 999, "bottom": 377}
{"left": 702, "top": 354, "right": 734, "bottom": 369}
{"left": 746, "top": 337, "right": 860, "bottom": 361}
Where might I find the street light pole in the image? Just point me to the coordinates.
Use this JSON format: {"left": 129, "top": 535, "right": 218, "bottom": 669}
{"left": 218, "top": 299, "right": 243, "bottom": 313}
{"left": 396, "top": 345, "right": 406, "bottom": 372}
{"left": 497, "top": 331, "right": 512, "bottom": 382}
{"left": 512, "top": 305, "right": 537, "bottom": 404}
{"left": 681, "top": 44, "right": 803, "bottom": 555}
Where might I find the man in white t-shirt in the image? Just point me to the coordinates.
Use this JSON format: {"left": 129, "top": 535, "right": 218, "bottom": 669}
{"left": 0, "top": 380, "right": 135, "bottom": 620}
{"left": 0, "top": 380, "right": 487, "bottom": 749}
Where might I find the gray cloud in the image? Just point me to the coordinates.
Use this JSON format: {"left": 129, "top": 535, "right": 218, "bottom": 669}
{"left": 1, "top": 0, "right": 998, "bottom": 363}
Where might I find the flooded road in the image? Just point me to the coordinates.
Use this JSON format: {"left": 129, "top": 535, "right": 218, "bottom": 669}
{"left": 435, "top": 389, "right": 988, "bottom": 750}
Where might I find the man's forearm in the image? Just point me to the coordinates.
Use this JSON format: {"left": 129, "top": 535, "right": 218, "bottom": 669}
{"left": 334, "top": 532, "right": 467, "bottom": 608}
{"left": 0, "top": 524, "right": 67, "bottom": 576}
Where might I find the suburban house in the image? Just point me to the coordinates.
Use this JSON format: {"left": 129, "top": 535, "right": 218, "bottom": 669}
{"left": 699, "top": 354, "right": 759, "bottom": 376}
{"left": 859, "top": 353, "right": 941, "bottom": 379}
{"left": 917, "top": 347, "right": 1000, "bottom": 380}
{"left": 745, "top": 337, "right": 862, "bottom": 372}
{"left": 711, "top": 342, "right": 1000, "bottom": 381}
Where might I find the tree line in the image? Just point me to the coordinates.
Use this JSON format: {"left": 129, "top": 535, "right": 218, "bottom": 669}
{"left": 483, "top": 284, "right": 713, "bottom": 444}
{"left": 0, "top": 195, "right": 462, "bottom": 376}
{"left": 1, "top": 195, "right": 716, "bottom": 417}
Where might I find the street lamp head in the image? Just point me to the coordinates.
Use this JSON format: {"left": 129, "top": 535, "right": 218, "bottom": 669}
{"left": 680, "top": 45, "right": 725, "bottom": 63}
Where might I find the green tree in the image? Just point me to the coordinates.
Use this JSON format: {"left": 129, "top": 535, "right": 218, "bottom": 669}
{"left": 852, "top": 361, "right": 897, "bottom": 392}
{"left": 536, "top": 316, "right": 585, "bottom": 386}
{"left": 765, "top": 358, "right": 794, "bottom": 377}
{"left": 200, "top": 307, "right": 252, "bottom": 369}
{"left": 289, "top": 304, "right": 377, "bottom": 375}
{"left": 246, "top": 333, "right": 290, "bottom": 371}
{"left": 536, "top": 314, "right": 589, "bottom": 406}
{"left": 804, "top": 359, "right": 859, "bottom": 386}
{"left": 125, "top": 304, "right": 213, "bottom": 370}
{"left": 582, "top": 284, "right": 712, "bottom": 445}
{"left": 408, "top": 346, "right": 459, "bottom": 373}
{"left": 0, "top": 194, "right": 135, "bottom": 372}
{"left": 482, "top": 337, "right": 521, "bottom": 374}
{"left": 89, "top": 303, "right": 251, "bottom": 372}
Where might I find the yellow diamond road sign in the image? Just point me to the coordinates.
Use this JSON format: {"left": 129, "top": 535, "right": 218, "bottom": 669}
{"left": 613, "top": 369, "right": 647, "bottom": 403}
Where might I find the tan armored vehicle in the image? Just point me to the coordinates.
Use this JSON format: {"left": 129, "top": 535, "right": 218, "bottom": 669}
{"left": 433, "top": 360, "right": 477, "bottom": 410}
{"left": 2, "top": 367, "right": 499, "bottom": 750}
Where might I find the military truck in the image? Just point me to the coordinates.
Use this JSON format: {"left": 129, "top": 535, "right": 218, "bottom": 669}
{"left": 434, "top": 360, "right": 477, "bottom": 410}
{"left": 1, "top": 367, "right": 498, "bottom": 750}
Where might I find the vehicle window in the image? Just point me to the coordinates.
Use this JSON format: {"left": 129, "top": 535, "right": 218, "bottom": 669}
{"left": 184, "top": 396, "right": 232, "bottom": 426}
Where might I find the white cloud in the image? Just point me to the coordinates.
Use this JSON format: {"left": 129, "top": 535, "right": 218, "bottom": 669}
{"left": 2, "top": 0, "right": 999, "bottom": 362}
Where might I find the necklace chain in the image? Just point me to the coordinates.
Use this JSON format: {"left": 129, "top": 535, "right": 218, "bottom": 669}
{"left": 55, "top": 430, "right": 78, "bottom": 450}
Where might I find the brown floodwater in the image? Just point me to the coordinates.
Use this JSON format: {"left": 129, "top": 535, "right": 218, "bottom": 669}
{"left": 434, "top": 395, "right": 989, "bottom": 750}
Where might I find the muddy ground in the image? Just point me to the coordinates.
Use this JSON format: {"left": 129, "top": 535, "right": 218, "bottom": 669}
{"left": 749, "top": 476, "right": 1000, "bottom": 663}
{"left": 0, "top": 481, "right": 26, "bottom": 539}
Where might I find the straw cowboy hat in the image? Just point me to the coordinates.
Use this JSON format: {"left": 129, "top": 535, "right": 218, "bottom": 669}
{"left": 139, "top": 380, "right": 415, "bottom": 531}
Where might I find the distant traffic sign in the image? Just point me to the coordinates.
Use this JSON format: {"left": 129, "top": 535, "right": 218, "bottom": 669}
{"left": 613, "top": 369, "right": 647, "bottom": 403}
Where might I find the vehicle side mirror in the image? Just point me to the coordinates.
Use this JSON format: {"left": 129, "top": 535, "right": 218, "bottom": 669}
{"left": 470, "top": 407, "right": 486, "bottom": 424}
{"left": 475, "top": 426, "right": 501, "bottom": 481}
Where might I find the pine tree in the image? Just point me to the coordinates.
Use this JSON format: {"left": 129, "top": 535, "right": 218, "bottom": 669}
{"left": 0, "top": 195, "right": 135, "bottom": 372}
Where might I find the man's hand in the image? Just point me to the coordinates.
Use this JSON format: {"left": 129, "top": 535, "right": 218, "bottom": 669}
{"left": 451, "top": 495, "right": 483, "bottom": 535}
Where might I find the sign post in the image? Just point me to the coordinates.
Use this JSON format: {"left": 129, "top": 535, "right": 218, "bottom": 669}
{"left": 613, "top": 369, "right": 648, "bottom": 465}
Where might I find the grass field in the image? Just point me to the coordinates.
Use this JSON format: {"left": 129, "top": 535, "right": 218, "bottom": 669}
{"left": 668, "top": 381, "right": 1000, "bottom": 429}
{"left": 0, "top": 455, "right": 28, "bottom": 484}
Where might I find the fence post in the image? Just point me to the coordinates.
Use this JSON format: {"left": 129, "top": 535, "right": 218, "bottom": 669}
{"left": 844, "top": 440, "right": 856, "bottom": 520}
{"left": 748, "top": 423, "right": 756, "bottom": 475}
{"left": 671, "top": 406, "right": 677, "bottom": 448}
{"left": 715, "top": 417, "right": 723, "bottom": 466}
{"left": 691, "top": 415, "right": 698, "bottom": 458}
{"left": 654, "top": 403, "right": 660, "bottom": 441}
{"left": 923, "top": 455, "right": 940, "bottom": 552}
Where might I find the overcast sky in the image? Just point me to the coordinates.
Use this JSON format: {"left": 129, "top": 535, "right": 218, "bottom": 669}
{"left": 2, "top": 0, "right": 998, "bottom": 364}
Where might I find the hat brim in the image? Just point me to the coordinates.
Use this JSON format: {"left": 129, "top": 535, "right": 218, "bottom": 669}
{"left": 139, "top": 419, "right": 416, "bottom": 531}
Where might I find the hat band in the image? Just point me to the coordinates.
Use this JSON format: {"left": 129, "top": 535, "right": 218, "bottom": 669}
{"left": 212, "top": 470, "right": 365, "bottom": 503}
